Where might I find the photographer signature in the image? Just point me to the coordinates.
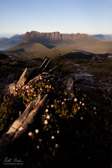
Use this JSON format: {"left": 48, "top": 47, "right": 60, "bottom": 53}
{"left": 3, "top": 156, "right": 23, "bottom": 165}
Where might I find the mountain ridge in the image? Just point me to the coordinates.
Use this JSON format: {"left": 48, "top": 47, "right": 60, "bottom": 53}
{"left": 20, "top": 31, "right": 112, "bottom": 54}
{"left": 22, "top": 31, "right": 91, "bottom": 44}
{"left": 92, "top": 34, "right": 112, "bottom": 41}
{"left": 2, "top": 31, "right": 112, "bottom": 59}
{"left": 0, "top": 34, "right": 24, "bottom": 49}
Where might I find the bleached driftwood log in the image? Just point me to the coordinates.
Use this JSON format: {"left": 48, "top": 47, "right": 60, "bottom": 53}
{"left": 16, "top": 68, "right": 30, "bottom": 87}
{"left": 39, "top": 57, "right": 50, "bottom": 72}
{"left": 2, "top": 58, "right": 51, "bottom": 97}
{"left": 17, "top": 58, "right": 50, "bottom": 86}
{"left": 41, "top": 58, "right": 51, "bottom": 72}
{"left": 2, "top": 82, "right": 16, "bottom": 96}
{"left": 0, "top": 57, "right": 53, "bottom": 151}
{"left": 0, "top": 93, "right": 48, "bottom": 149}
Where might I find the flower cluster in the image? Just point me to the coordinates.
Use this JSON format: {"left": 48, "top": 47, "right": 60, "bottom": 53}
{"left": 14, "top": 76, "right": 53, "bottom": 105}
{"left": 26, "top": 80, "right": 98, "bottom": 160}
{"left": 28, "top": 126, "right": 60, "bottom": 157}
{"left": 12, "top": 76, "right": 98, "bottom": 160}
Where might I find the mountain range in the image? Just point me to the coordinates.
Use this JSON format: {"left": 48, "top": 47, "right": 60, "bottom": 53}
{"left": 0, "top": 34, "right": 23, "bottom": 49}
{"left": 1, "top": 32, "right": 112, "bottom": 49}
{"left": 1, "top": 31, "right": 112, "bottom": 59}
{"left": 92, "top": 34, "right": 112, "bottom": 41}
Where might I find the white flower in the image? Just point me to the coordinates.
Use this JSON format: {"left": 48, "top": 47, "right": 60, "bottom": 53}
{"left": 31, "top": 89, "right": 34, "bottom": 93}
{"left": 51, "top": 135, "right": 55, "bottom": 140}
{"left": 78, "top": 107, "right": 80, "bottom": 110}
{"left": 44, "top": 120, "right": 48, "bottom": 125}
{"left": 79, "top": 101, "right": 82, "bottom": 104}
{"left": 19, "top": 126, "right": 23, "bottom": 131}
{"left": 35, "top": 129, "right": 39, "bottom": 134}
{"left": 82, "top": 103, "right": 85, "bottom": 106}
{"left": 61, "top": 102, "right": 65, "bottom": 105}
{"left": 45, "top": 109, "right": 49, "bottom": 113}
{"left": 55, "top": 144, "right": 59, "bottom": 148}
{"left": 57, "top": 130, "right": 59, "bottom": 134}
{"left": 94, "top": 112, "right": 97, "bottom": 115}
{"left": 37, "top": 145, "right": 40, "bottom": 150}
{"left": 33, "top": 94, "right": 36, "bottom": 97}
{"left": 64, "top": 98, "right": 66, "bottom": 102}
{"left": 46, "top": 115, "right": 50, "bottom": 120}
{"left": 80, "top": 116, "right": 83, "bottom": 120}
{"left": 26, "top": 86, "right": 29, "bottom": 89}
{"left": 51, "top": 104, "right": 54, "bottom": 108}
{"left": 28, "top": 132, "right": 33, "bottom": 137}
{"left": 74, "top": 98, "right": 77, "bottom": 102}
{"left": 40, "top": 77, "right": 42, "bottom": 80}
{"left": 93, "top": 107, "right": 96, "bottom": 110}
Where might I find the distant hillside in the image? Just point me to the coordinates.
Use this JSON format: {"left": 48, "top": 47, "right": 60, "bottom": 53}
{"left": 92, "top": 34, "right": 112, "bottom": 41}
{"left": 21, "top": 31, "right": 112, "bottom": 54}
{"left": 0, "top": 34, "right": 23, "bottom": 49}
{"left": 6, "top": 42, "right": 75, "bottom": 59}
{"left": 4, "top": 31, "right": 112, "bottom": 59}
{"left": 7, "top": 42, "right": 49, "bottom": 52}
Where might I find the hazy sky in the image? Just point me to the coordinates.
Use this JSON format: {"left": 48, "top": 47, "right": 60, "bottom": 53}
{"left": 0, "top": 0, "right": 112, "bottom": 37}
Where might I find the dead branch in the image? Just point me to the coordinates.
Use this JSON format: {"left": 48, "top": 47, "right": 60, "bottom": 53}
{"left": 16, "top": 68, "right": 30, "bottom": 87}
{"left": 0, "top": 93, "right": 48, "bottom": 150}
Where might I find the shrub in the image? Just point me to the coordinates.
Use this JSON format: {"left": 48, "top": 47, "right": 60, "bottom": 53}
{"left": 0, "top": 96, "right": 25, "bottom": 135}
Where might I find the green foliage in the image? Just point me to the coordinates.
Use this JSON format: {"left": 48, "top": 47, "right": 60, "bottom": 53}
{"left": 16, "top": 77, "right": 53, "bottom": 105}
{"left": 0, "top": 96, "right": 25, "bottom": 134}
{"left": 23, "top": 77, "right": 97, "bottom": 162}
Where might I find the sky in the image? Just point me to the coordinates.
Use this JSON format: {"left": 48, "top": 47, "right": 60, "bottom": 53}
{"left": 0, "top": 0, "right": 112, "bottom": 37}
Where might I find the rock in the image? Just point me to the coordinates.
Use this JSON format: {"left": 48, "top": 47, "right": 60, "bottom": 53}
{"left": 63, "top": 77, "right": 74, "bottom": 94}
{"left": 2, "top": 82, "right": 16, "bottom": 96}
{"left": 7, "top": 73, "right": 15, "bottom": 82}
{"left": 22, "top": 31, "right": 88, "bottom": 44}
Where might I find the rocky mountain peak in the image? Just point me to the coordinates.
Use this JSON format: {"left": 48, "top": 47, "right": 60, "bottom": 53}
{"left": 22, "top": 31, "right": 88, "bottom": 43}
